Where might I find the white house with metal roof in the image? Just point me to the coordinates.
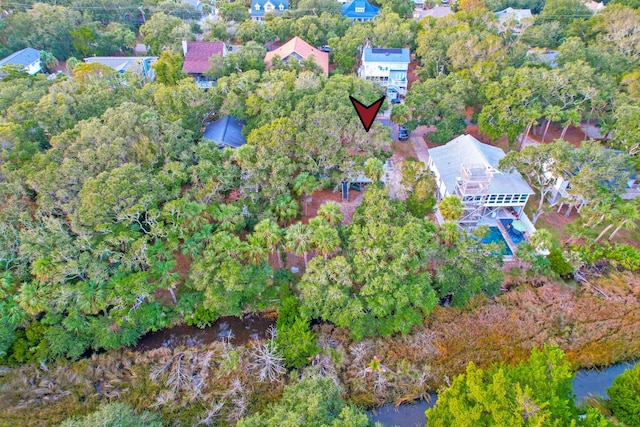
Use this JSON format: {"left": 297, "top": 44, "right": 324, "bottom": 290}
{"left": 426, "top": 134, "right": 534, "bottom": 228}
{"left": 0, "top": 48, "right": 41, "bottom": 75}
{"left": 495, "top": 7, "right": 532, "bottom": 24}
{"left": 359, "top": 48, "right": 410, "bottom": 96}
{"left": 83, "top": 56, "right": 158, "bottom": 80}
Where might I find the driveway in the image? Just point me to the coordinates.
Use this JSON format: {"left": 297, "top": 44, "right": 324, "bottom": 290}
{"left": 410, "top": 135, "right": 431, "bottom": 165}
{"left": 375, "top": 118, "right": 396, "bottom": 140}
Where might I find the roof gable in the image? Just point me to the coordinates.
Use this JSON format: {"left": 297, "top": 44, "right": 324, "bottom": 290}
{"left": 428, "top": 134, "right": 534, "bottom": 196}
{"left": 252, "top": 0, "right": 288, "bottom": 6}
{"left": 495, "top": 7, "right": 532, "bottom": 22}
{"left": 264, "top": 36, "right": 330, "bottom": 76}
{"left": 0, "top": 48, "right": 41, "bottom": 67}
{"left": 203, "top": 116, "right": 247, "bottom": 148}
{"left": 251, "top": 0, "right": 288, "bottom": 16}
{"left": 342, "top": 0, "right": 379, "bottom": 18}
{"left": 182, "top": 42, "right": 225, "bottom": 74}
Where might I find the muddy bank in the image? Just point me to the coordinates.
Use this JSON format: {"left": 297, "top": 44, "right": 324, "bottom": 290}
{"left": 135, "top": 312, "right": 277, "bottom": 351}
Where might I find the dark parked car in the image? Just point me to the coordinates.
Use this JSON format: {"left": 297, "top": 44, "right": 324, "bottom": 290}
{"left": 398, "top": 125, "right": 409, "bottom": 141}
{"left": 318, "top": 45, "right": 331, "bottom": 53}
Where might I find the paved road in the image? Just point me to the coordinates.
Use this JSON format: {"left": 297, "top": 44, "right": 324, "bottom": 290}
{"left": 375, "top": 118, "right": 396, "bottom": 140}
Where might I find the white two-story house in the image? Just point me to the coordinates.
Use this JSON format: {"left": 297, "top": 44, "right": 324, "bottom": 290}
{"left": 0, "top": 48, "right": 41, "bottom": 75}
{"left": 427, "top": 134, "right": 534, "bottom": 229}
{"left": 359, "top": 48, "right": 410, "bottom": 97}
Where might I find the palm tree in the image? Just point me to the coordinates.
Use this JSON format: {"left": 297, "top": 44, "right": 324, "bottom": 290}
{"left": 253, "top": 219, "right": 284, "bottom": 269}
{"left": 310, "top": 222, "right": 340, "bottom": 259}
{"left": 541, "top": 105, "right": 563, "bottom": 143}
{"left": 560, "top": 109, "right": 582, "bottom": 141}
{"left": 438, "top": 221, "right": 461, "bottom": 246}
{"left": 439, "top": 196, "right": 464, "bottom": 221}
{"left": 293, "top": 172, "right": 317, "bottom": 217}
{"left": 211, "top": 203, "right": 243, "bottom": 233}
{"left": 317, "top": 201, "right": 344, "bottom": 227}
{"left": 519, "top": 104, "right": 542, "bottom": 150}
{"left": 594, "top": 207, "right": 621, "bottom": 243}
{"left": 151, "top": 260, "right": 178, "bottom": 304}
{"left": 608, "top": 200, "right": 640, "bottom": 241}
{"left": 284, "top": 222, "right": 313, "bottom": 268}
{"left": 270, "top": 194, "right": 299, "bottom": 226}
{"left": 529, "top": 229, "right": 553, "bottom": 255}
{"left": 364, "top": 158, "right": 384, "bottom": 182}
{"left": 244, "top": 238, "right": 268, "bottom": 264}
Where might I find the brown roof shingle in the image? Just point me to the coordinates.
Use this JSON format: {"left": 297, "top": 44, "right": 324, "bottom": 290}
{"left": 183, "top": 41, "right": 225, "bottom": 74}
{"left": 264, "top": 37, "right": 329, "bottom": 76}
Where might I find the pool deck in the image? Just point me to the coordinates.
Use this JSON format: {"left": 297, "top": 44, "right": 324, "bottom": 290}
{"left": 495, "top": 219, "right": 519, "bottom": 255}
{"left": 478, "top": 208, "right": 534, "bottom": 258}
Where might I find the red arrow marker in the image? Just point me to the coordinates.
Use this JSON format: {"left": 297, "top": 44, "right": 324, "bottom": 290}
{"left": 350, "top": 95, "right": 385, "bottom": 132}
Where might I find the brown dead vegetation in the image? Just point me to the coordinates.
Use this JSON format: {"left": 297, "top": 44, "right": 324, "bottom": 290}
{"left": 2, "top": 273, "right": 639, "bottom": 422}
{"left": 315, "top": 272, "right": 640, "bottom": 406}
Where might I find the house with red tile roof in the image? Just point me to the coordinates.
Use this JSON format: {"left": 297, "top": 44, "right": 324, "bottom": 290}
{"left": 264, "top": 37, "right": 329, "bottom": 76}
{"left": 182, "top": 40, "right": 227, "bottom": 87}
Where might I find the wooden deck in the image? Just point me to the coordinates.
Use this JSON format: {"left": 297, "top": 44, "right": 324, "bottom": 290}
{"left": 495, "top": 219, "right": 519, "bottom": 256}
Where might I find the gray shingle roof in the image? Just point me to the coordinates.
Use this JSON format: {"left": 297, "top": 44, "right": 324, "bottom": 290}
{"left": 428, "top": 134, "right": 534, "bottom": 196}
{"left": 0, "top": 48, "right": 40, "bottom": 68}
{"left": 203, "top": 116, "right": 246, "bottom": 148}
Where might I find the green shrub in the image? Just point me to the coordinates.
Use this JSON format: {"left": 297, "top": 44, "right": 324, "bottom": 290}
{"left": 275, "top": 297, "right": 319, "bottom": 368}
{"left": 572, "top": 242, "right": 640, "bottom": 271}
{"left": 608, "top": 364, "right": 640, "bottom": 426}
{"left": 406, "top": 194, "right": 436, "bottom": 218}
{"left": 7, "top": 321, "right": 49, "bottom": 364}
{"left": 60, "top": 402, "right": 162, "bottom": 427}
{"left": 548, "top": 247, "right": 574, "bottom": 277}
{"left": 237, "top": 377, "right": 370, "bottom": 427}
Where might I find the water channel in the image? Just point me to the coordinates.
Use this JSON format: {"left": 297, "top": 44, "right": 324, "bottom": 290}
{"left": 367, "top": 360, "right": 639, "bottom": 427}
{"left": 135, "top": 313, "right": 277, "bottom": 351}
{"left": 133, "top": 316, "right": 638, "bottom": 427}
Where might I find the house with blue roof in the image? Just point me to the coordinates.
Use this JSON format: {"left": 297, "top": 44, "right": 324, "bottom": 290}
{"left": 342, "top": 0, "right": 379, "bottom": 21}
{"left": 203, "top": 116, "right": 247, "bottom": 149}
{"left": 359, "top": 48, "right": 410, "bottom": 96}
{"left": 0, "top": 48, "right": 41, "bottom": 75}
{"left": 251, "top": 0, "right": 288, "bottom": 21}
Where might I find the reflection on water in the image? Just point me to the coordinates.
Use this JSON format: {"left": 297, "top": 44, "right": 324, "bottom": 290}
{"left": 133, "top": 317, "right": 638, "bottom": 427}
{"left": 135, "top": 313, "right": 276, "bottom": 351}
{"left": 367, "top": 394, "right": 437, "bottom": 427}
{"left": 368, "top": 361, "right": 639, "bottom": 427}
{"left": 573, "top": 360, "right": 639, "bottom": 403}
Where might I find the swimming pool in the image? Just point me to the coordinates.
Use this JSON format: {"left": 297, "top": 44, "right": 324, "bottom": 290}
{"left": 481, "top": 226, "right": 512, "bottom": 256}
{"left": 499, "top": 219, "right": 526, "bottom": 244}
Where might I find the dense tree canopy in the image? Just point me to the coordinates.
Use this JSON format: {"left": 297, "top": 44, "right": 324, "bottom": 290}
{"left": 427, "top": 346, "right": 615, "bottom": 426}
{"left": 0, "top": 4, "right": 638, "bottom": 426}
{"left": 238, "top": 376, "right": 373, "bottom": 426}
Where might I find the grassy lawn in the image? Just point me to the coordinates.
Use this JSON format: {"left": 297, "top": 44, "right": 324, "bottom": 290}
{"left": 535, "top": 216, "right": 565, "bottom": 242}
{"left": 523, "top": 194, "right": 569, "bottom": 242}
{"left": 524, "top": 194, "right": 640, "bottom": 248}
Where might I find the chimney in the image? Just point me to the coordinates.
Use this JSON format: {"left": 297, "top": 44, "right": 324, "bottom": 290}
{"left": 182, "top": 40, "right": 188, "bottom": 56}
